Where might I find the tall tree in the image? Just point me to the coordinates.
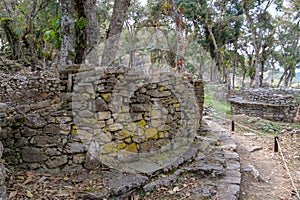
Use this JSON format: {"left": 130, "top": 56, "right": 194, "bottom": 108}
{"left": 275, "top": 1, "right": 300, "bottom": 87}
{"left": 84, "top": 0, "right": 99, "bottom": 65}
{"left": 241, "top": 0, "right": 274, "bottom": 88}
{"left": 60, "top": 0, "right": 75, "bottom": 67}
{"left": 101, "top": 0, "right": 131, "bottom": 67}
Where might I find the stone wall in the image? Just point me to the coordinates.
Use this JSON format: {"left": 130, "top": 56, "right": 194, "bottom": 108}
{"left": 229, "top": 88, "right": 300, "bottom": 122}
{"left": 0, "top": 141, "right": 5, "bottom": 200}
{"left": 0, "top": 71, "right": 60, "bottom": 106}
{"left": 0, "top": 66, "right": 204, "bottom": 173}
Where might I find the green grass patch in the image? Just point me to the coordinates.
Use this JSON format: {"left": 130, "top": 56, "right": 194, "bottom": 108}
{"left": 204, "top": 91, "right": 231, "bottom": 115}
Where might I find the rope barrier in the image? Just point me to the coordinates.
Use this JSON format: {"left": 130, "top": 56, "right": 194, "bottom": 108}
{"left": 275, "top": 137, "right": 300, "bottom": 200}
{"left": 207, "top": 115, "right": 300, "bottom": 198}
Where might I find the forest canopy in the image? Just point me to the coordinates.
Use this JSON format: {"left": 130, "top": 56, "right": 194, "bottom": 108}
{"left": 0, "top": 0, "right": 299, "bottom": 88}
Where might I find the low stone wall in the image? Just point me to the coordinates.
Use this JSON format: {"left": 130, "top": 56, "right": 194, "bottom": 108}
{"left": 0, "top": 66, "right": 204, "bottom": 173}
{"left": 0, "top": 71, "right": 60, "bottom": 106}
{"left": 229, "top": 88, "right": 299, "bottom": 122}
{"left": 0, "top": 140, "right": 5, "bottom": 200}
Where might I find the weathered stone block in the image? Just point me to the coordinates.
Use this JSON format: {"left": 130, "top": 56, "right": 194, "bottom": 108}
{"left": 65, "top": 142, "right": 85, "bottom": 154}
{"left": 25, "top": 114, "right": 47, "bottom": 128}
{"left": 45, "top": 148, "right": 61, "bottom": 156}
{"left": 145, "top": 128, "right": 158, "bottom": 139}
{"left": 73, "top": 154, "right": 85, "bottom": 164}
{"left": 107, "top": 123, "right": 123, "bottom": 132}
{"left": 43, "top": 124, "right": 60, "bottom": 134}
{"left": 46, "top": 155, "right": 68, "bottom": 168}
{"left": 95, "top": 97, "right": 109, "bottom": 111}
{"left": 22, "top": 147, "right": 47, "bottom": 163}
{"left": 97, "top": 111, "right": 111, "bottom": 120}
{"left": 31, "top": 136, "right": 60, "bottom": 147}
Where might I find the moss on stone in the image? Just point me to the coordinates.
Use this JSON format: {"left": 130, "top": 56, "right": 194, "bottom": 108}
{"left": 145, "top": 128, "right": 158, "bottom": 139}
{"left": 158, "top": 131, "right": 169, "bottom": 138}
{"left": 103, "top": 142, "right": 117, "bottom": 153}
{"left": 124, "top": 137, "right": 132, "bottom": 144}
{"left": 137, "top": 119, "right": 147, "bottom": 127}
{"left": 174, "top": 103, "right": 180, "bottom": 109}
{"left": 127, "top": 122, "right": 137, "bottom": 132}
{"left": 101, "top": 93, "right": 111, "bottom": 101}
{"left": 171, "top": 97, "right": 178, "bottom": 104}
{"left": 71, "top": 125, "right": 78, "bottom": 135}
{"left": 159, "top": 86, "right": 165, "bottom": 91}
{"left": 117, "top": 142, "right": 127, "bottom": 149}
{"left": 119, "top": 130, "right": 133, "bottom": 138}
{"left": 125, "top": 143, "right": 138, "bottom": 152}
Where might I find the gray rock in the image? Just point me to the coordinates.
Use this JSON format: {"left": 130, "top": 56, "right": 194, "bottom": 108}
{"left": 46, "top": 155, "right": 68, "bottom": 168}
{"left": 242, "top": 164, "right": 264, "bottom": 182}
{"left": 65, "top": 142, "right": 85, "bottom": 154}
{"left": 15, "top": 104, "right": 30, "bottom": 114}
{"left": 22, "top": 127, "right": 38, "bottom": 137}
{"left": 43, "top": 124, "right": 60, "bottom": 134}
{"left": 226, "top": 161, "right": 240, "bottom": 170}
{"left": 146, "top": 89, "right": 171, "bottom": 98}
{"left": 108, "top": 174, "right": 148, "bottom": 196}
{"left": 45, "top": 148, "right": 61, "bottom": 156}
{"left": 243, "top": 132, "right": 256, "bottom": 136}
{"left": 22, "top": 147, "right": 47, "bottom": 163}
{"left": 31, "top": 136, "right": 60, "bottom": 147}
{"left": 296, "top": 170, "right": 300, "bottom": 179}
{"left": 25, "top": 114, "right": 47, "bottom": 128}
{"left": 95, "top": 97, "right": 109, "bottom": 111}
{"left": 0, "top": 103, "right": 8, "bottom": 113}
{"left": 0, "top": 142, "right": 2, "bottom": 158}
{"left": 0, "top": 163, "right": 5, "bottom": 185}
{"left": 247, "top": 146, "right": 263, "bottom": 152}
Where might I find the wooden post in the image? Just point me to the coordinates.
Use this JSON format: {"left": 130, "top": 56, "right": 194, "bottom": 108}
{"left": 274, "top": 136, "right": 278, "bottom": 152}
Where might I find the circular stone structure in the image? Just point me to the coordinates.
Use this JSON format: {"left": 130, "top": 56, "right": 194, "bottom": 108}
{"left": 72, "top": 66, "right": 200, "bottom": 173}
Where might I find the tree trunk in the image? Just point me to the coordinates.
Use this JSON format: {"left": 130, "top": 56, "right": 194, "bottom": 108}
{"left": 206, "top": 19, "right": 230, "bottom": 89}
{"left": 83, "top": 0, "right": 99, "bottom": 65}
{"left": 60, "top": 0, "right": 75, "bottom": 67}
{"left": 242, "top": 69, "right": 246, "bottom": 88}
{"left": 169, "top": 0, "right": 185, "bottom": 72}
{"left": 1, "top": 18, "right": 22, "bottom": 60}
{"left": 242, "top": 0, "right": 260, "bottom": 88}
{"left": 260, "top": 61, "right": 264, "bottom": 86}
{"left": 277, "top": 68, "right": 288, "bottom": 88}
{"left": 284, "top": 70, "right": 292, "bottom": 87}
{"left": 29, "top": 0, "right": 37, "bottom": 71}
{"left": 74, "top": 0, "right": 86, "bottom": 64}
{"left": 101, "top": 0, "right": 131, "bottom": 67}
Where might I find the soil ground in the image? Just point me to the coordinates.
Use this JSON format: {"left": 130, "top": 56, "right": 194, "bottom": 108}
{"left": 229, "top": 115, "right": 300, "bottom": 200}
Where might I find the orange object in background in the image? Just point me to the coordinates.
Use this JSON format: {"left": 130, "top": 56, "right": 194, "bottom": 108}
{"left": 176, "top": 60, "right": 184, "bottom": 66}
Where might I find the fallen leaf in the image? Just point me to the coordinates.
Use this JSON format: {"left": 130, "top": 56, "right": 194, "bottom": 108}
{"left": 9, "top": 190, "right": 17, "bottom": 199}
{"left": 24, "top": 175, "right": 34, "bottom": 185}
{"left": 173, "top": 186, "right": 180, "bottom": 193}
{"left": 55, "top": 190, "right": 69, "bottom": 197}
{"left": 26, "top": 190, "right": 33, "bottom": 198}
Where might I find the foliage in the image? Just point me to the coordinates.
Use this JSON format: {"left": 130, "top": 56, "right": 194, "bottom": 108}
{"left": 0, "top": 0, "right": 298, "bottom": 87}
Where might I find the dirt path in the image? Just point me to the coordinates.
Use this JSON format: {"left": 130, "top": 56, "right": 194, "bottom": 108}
{"left": 228, "top": 116, "right": 300, "bottom": 200}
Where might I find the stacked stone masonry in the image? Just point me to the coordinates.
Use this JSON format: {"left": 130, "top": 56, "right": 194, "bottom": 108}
{"left": 0, "top": 65, "right": 243, "bottom": 199}
{"left": 0, "top": 104, "right": 7, "bottom": 200}
{"left": 229, "top": 88, "right": 300, "bottom": 122}
{"left": 0, "top": 65, "right": 204, "bottom": 173}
